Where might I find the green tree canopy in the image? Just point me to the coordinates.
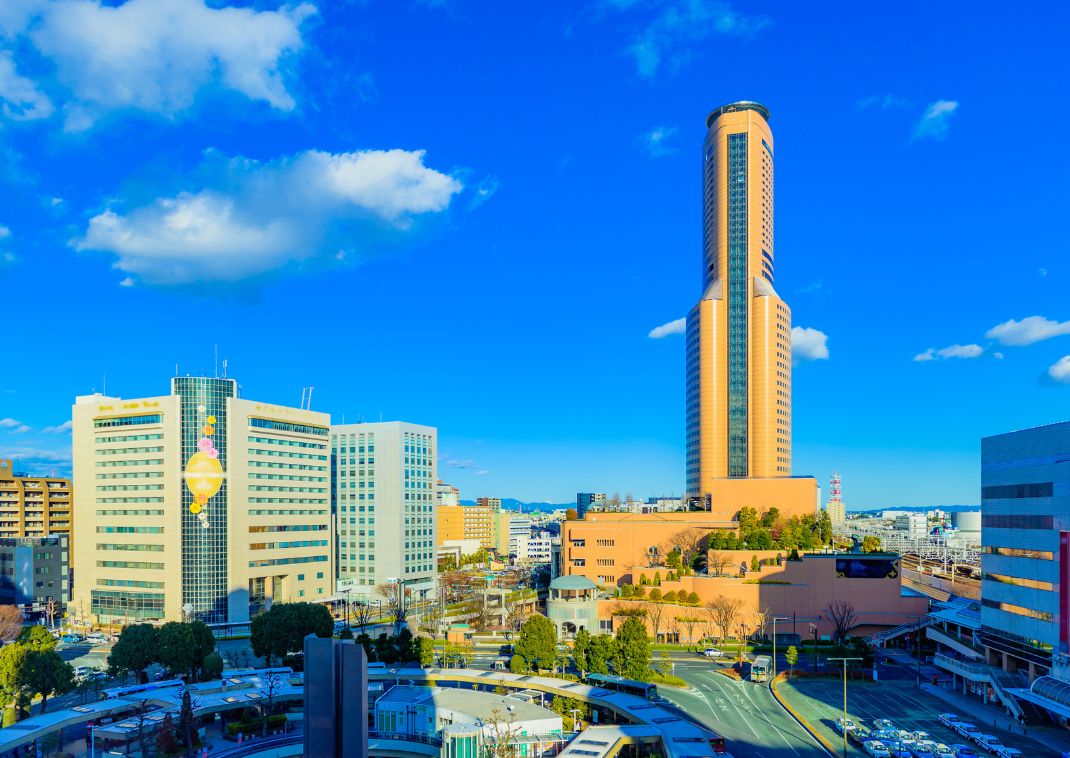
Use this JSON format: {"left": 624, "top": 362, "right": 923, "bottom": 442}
{"left": 157, "top": 622, "right": 198, "bottom": 680}
{"left": 18, "top": 626, "right": 57, "bottom": 652}
{"left": 587, "top": 634, "right": 613, "bottom": 675}
{"left": 784, "top": 645, "right": 799, "bottom": 673}
{"left": 571, "top": 628, "right": 592, "bottom": 675}
{"left": 861, "top": 536, "right": 882, "bottom": 553}
{"left": 514, "top": 614, "right": 556, "bottom": 672}
{"left": 614, "top": 617, "right": 650, "bottom": 681}
{"left": 251, "top": 602, "right": 333, "bottom": 666}
{"left": 108, "top": 624, "right": 157, "bottom": 683}
{"left": 24, "top": 650, "right": 73, "bottom": 713}
{"left": 202, "top": 652, "right": 224, "bottom": 680}
{"left": 0, "top": 644, "right": 32, "bottom": 721}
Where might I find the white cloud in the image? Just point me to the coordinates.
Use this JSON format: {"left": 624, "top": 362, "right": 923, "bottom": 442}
{"left": 993, "top": 352, "right": 1004, "bottom": 360}
{"left": 791, "top": 326, "right": 829, "bottom": 362}
{"left": 640, "top": 125, "right": 678, "bottom": 157}
{"left": 912, "top": 99, "right": 959, "bottom": 141}
{"left": 468, "top": 176, "right": 500, "bottom": 210}
{"left": 0, "top": 417, "right": 30, "bottom": 433}
{"left": 648, "top": 317, "right": 686, "bottom": 339}
{"left": 1, "top": 0, "right": 314, "bottom": 129}
{"left": 43, "top": 420, "right": 71, "bottom": 433}
{"left": 0, "top": 50, "right": 53, "bottom": 119}
{"left": 1039, "top": 268, "right": 1048, "bottom": 277}
{"left": 0, "top": 225, "right": 9, "bottom": 239}
{"left": 915, "top": 343, "right": 983, "bottom": 361}
{"left": 1049, "top": 356, "right": 1070, "bottom": 384}
{"left": 608, "top": 0, "right": 768, "bottom": 79}
{"left": 986, "top": 316, "right": 1070, "bottom": 347}
{"left": 856, "top": 94, "right": 908, "bottom": 111}
{"left": 73, "top": 148, "right": 463, "bottom": 285}
{"left": 474, "top": 470, "right": 490, "bottom": 477}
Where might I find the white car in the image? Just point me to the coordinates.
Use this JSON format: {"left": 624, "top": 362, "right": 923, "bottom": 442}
{"left": 938, "top": 714, "right": 960, "bottom": 727}
{"left": 932, "top": 745, "right": 955, "bottom": 757}
{"left": 952, "top": 723, "right": 979, "bottom": 740}
{"left": 992, "top": 748, "right": 1023, "bottom": 758}
{"left": 972, "top": 735, "right": 1003, "bottom": 752}
{"left": 873, "top": 719, "right": 896, "bottom": 731}
{"left": 701, "top": 647, "right": 724, "bottom": 658}
{"left": 86, "top": 633, "right": 108, "bottom": 644}
{"left": 835, "top": 718, "right": 857, "bottom": 734}
{"left": 864, "top": 740, "right": 893, "bottom": 758}
{"left": 911, "top": 742, "right": 938, "bottom": 758}
{"left": 912, "top": 732, "right": 932, "bottom": 743}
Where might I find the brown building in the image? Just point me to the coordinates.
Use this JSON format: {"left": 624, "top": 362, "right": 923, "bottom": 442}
{"left": 0, "top": 459, "right": 73, "bottom": 564}
{"left": 438, "top": 504, "right": 495, "bottom": 550}
{"left": 475, "top": 497, "right": 502, "bottom": 512}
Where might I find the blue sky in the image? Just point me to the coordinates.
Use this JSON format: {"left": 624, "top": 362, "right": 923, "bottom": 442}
{"left": 0, "top": 1, "right": 1067, "bottom": 508}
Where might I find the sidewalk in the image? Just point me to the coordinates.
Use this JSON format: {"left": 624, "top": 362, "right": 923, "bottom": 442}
{"left": 919, "top": 681, "right": 1070, "bottom": 755}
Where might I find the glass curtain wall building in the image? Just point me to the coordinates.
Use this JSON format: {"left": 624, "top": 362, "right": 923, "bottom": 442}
{"left": 686, "top": 101, "right": 793, "bottom": 498}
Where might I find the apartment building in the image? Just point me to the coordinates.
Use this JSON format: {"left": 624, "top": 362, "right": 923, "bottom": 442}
{"left": 0, "top": 536, "right": 69, "bottom": 617}
{"left": 72, "top": 377, "right": 333, "bottom": 627}
{"left": 0, "top": 460, "right": 73, "bottom": 561}
{"left": 332, "top": 422, "right": 436, "bottom": 600}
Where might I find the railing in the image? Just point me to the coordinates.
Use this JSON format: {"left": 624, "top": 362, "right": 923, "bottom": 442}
{"left": 926, "top": 627, "right": 984, "bottom": 660}
{"left": 932, "top": 653, "right": 1027, "bottom": 721}
{"left": 866, "top": 615, "right": 934, "bottom": 645}
{"left": 369, "top": 730, "right": 443, "bottom": 747}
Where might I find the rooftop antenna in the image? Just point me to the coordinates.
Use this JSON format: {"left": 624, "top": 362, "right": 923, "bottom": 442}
{"left": 214, "top": 345, "right": 218, "bottom": 378}
{"left": 222, "top": 359, "right": 228, "bottom": 379}
{"left": 103, "top": 372, "right": 106, "bottom": 397}
{"left": 300, "top": 387, "right": 307, "bottom": 409}
{"left": 306, "top": 386, "right": 315, "bottom": 410}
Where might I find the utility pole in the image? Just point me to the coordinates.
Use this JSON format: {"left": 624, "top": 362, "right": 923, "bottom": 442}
{"left": 828, "top": 657, "right": 861, "bottom": 758}
{"left": 771, "top": 616, "right": 789, "bottom": 682}
{"left": 810, "top": 623, "right": 818, "bottom": 673}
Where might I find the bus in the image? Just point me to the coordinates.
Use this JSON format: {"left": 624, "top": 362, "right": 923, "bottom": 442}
{"left": 585, "top": 673, "right": 658, "bottom": 700}
{"left": 220, "top": 667, "right": 293, "bottom": 680}
{"left": 749, "top": 655, "right": 771, "bottom": 683}
{"left": 102, "top": 679, "right": 184, "bottom": 700}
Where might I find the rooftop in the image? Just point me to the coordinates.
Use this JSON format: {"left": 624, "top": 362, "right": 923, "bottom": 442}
{"left": 377, "top": 685, "right": 559, "bottom": 725}
{"left": 551, "top": 575, "right": 598, "bottom": 591}
{"left": 706, "top": 100, "right": 771, "bottom": 128}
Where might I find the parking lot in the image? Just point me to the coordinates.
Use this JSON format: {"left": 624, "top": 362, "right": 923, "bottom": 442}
{"left": 777, "top": 678, "right": 1054, "bottom": 756}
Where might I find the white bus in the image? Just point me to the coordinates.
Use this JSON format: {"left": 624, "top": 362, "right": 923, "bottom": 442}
{"left": 750, "top": 655, "right": 771, "bottom": 682}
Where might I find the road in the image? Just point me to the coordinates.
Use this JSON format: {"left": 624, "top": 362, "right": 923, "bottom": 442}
{"left": 661, "top": 656, "right": 829, "bottom": 758}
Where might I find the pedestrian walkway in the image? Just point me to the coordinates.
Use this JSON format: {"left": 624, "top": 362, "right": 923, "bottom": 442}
{"left": 919, "top": 681, "right": 1070, "bottom": 755}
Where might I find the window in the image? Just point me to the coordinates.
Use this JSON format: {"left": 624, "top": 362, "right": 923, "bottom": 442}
{"left": 983, "top": 572, "right": 1054, "bottom": 591}
{"left": 596, "top": 539, "right": 615, "bottom": 547}
{"left": 982, "top": 514, "right": 1054, "bottom": 530}
{"left": 94, "top": 414, "right": 162, "bottom": 428}
{"left": 726, "top": 131, "right": 749, "bottom": 477}
{"left": 572, "top": 558, "right": 586, "bottom": 567}
{"left": 981, "top": 546, "right": 1053, "bottom": 560}
{"left": 982, "top": 598, "right": 1053, "bottom": 622}
{"left": 249, "top": 418, "right": 329, "bottom": 436}
{"left": 571, "top": 539, "right": 586, "bottom": 547}
{"left": 982, "top": 482, "right": 1054, "bottom": 500}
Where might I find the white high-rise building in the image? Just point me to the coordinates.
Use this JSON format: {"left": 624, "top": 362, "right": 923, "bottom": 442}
{"left": 72, "top": 377, "right": 333, "bottom": 627}
{"left": 509, "top": 514, "right": 532, "bottom": 555}
{"left": 331, "top": 422, "right": 436, "bottom": 600}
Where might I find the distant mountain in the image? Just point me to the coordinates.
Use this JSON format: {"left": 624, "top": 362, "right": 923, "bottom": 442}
{"left": 849, "top": 504, "right": 979, "bottom": 515}
{"left": 460, "top": 498, "right": 572, "bottom": 513}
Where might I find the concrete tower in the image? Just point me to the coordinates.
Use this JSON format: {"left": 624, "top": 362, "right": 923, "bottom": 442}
{"left": 686, "top": 101, "right": 792, "bottom": 498}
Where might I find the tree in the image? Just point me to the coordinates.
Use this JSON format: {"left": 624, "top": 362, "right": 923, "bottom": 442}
{"left": 178, "top": 689, "right": 196, "bottom": 755}
{"left": 189, "top": 620, "right": 216, "bottom": 679}
{"left": 648, "top": 588, "right": 663, "bottom": 602}
{"left": 156, "top": 713, "right": 179, "bottom": 754}
{"left": 338, "top": 626, "right": 354, "bottom": 640}
{"left": 614, "top": 617, "right": 650, "bottom": 680}
{"left": 415, "top": 636, "right": 435, "bottom": 667}
{"left": 483, "top": 707, "right": 523, "bottom": 758}
{"left": 652, "top": 571, "right": 662, "bottom": 586}
{"left": 686, "top": 591, "right": 701, "bottom": 606}
{"left": 825, "top": 600, "right": 858, "bottom": 643}
{"left": 662, "top": 528, "right": 709, "bottom": 572}
{"left": 108, "top": 623, "right": 157, "bottom": 684}
{"left": 376, "top": 582, "right": 410, "bottom": 635}
{"left": 572, "top": 628, "right": 592, "bottom": 676}
{"left": 0, "top": 606, "right": 21, "bottom": 643}
{"left": 565, "top": 508, "right": 579, "bottom": 520}
{"left": 515, "top": 614, "right": 557, "bottom": 672}
{"left": 785, "top": 645, "right": 799, "bottom": 674}
{"left": 202, "top": 652, "right": 224, "bottom": 679}
{"left": 157, "top": 622, "right": 197, "bottom": 680}
{"left": 18, "top": 625, "right": 57, "bottom": 652}
{"left": 504, "top": 596, "right": 529, "bottom": 640}
{"left": 861, "top": 535, "right": 881, "bottom": 553}
{"left": 753, "top": 603, "right": 771, "bottom": 642}
{"left": 251, "top": 602, "right": 333, "bottom": 666}
{"left": 706, "top": 596, "right": 743, "bottom": 643}
{"left": 643, "top": 601, "right": 666, "bottom": 642}
{"left": 750, "top": 555, "right": 760, "bottom": 572}
{"left": 259, "top": 673, "right": 283, "bottom": 736}
{"left": 678, "top": 615, "right": 703, "bottom": 646}
{"left": 0, "top": 644, "right": 31, "bottom": 722}
{"left": 353, "top": 601, "right": 373, "bottom": 634}
{"left": 43, "top": 599, "right": 59, "bottom": 630}
{"left": 662, "top": 590, "right": 677, "bottom": 603}
{"left": 587, "top": 634, "right": 613, "bottom": 675}
{"left": 550, "top": 695, "right": 586, "bottom": 731}
{"left": 24, "top": 650, "right": 73, "bottom": 713}
{"left": 708, "top": 552, "right": 733, "bottom": 577}
{"left": 664, "top": 615, "right": 680, "bottom": 644}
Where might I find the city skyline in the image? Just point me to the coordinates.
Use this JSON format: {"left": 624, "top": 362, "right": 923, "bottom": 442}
{"left": 1, "top": 3, "right": 1068, "bottom": 507}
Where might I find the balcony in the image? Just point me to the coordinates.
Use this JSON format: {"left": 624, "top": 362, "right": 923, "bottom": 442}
{"left": 934, "top": 652, "right": 993, "bottom": 681}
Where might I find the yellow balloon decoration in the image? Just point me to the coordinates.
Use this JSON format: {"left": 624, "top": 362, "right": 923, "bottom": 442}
{"left": 206, "top": 416, "right": 217, "bottom": 424}
{"left": 202, "top": 424, "right": 215, "bottom": 436}
{"left": 190, "top": 502, "right": 202, "bottom": 514}
{"left": 185, "top": 451, "right": 223, "bottom": 512}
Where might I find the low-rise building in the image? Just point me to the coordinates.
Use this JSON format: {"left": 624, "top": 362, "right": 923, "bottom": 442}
{"left": 0, "top": 536, "right": 69, "bottom": 620}
{"left": 515, "top": 532, "right": 558, "bottom": 564}
{"left": 895, "top": 513, "right": 928, "bottom": 538}
{"left": 0, "top": 460, "right": 73, "bottom": 563}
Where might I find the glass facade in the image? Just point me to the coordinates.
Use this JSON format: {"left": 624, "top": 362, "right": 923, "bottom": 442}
{"left": 726, "top": 132, "right": 749, "bottom": 477}
{"left": 173, "top": 377, "right": 236, "bottom": 623}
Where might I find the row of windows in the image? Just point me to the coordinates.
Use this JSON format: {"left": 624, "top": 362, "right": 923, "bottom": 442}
{"left": 982, "top": 482, "right": 1054, "bottom": 500}
{"left": 983, "top": 572, "right": 1053, "bottom": 591}
{"left": 96, "top": 484, "right": 164, "bottom": 491}
{"left": 249, "top": 524, "right": 327, "bottom": 533}
{"left": 249, "top": 436, "right": 326, "bottom": 450}
{"left": 249, "top": 448, "right": 327, "bottom": 461}
{"left": 97, "top": 560, "right": 164, "bottom": 570}
{"left": 97, "top": 459, "right": 164, "bottom": 468}
{"left": 248, "top": 497, "right": 327, "bottom": 504}
{"left": 249, "top": 417, "right": 329, "bottom": 437}
{"left": 97, "top": 497, "right": 164, "bottom": 503}
{"left": 96, "top": 471, "right": 164, "bottom": 479}
{"left": 250, "top": 460, "right": 327, "bottom": 472}
{"left": 97, "top": 526, "right": 163, "bottom": 534}
{"left": 982, "top": 598, "right": 1053, "bottom": 622}
{"left": 249, "top": 555, "right": 328, "bottom": 568}
{"left": 96, "top": 509, "right": 164, "bottom": 516}
{"left": 249, "top": 473, "right": 327, "bottom": 482}
{"left": 94, "top": 414, "right": 162, "bottom": 428}
{"left": 249, "top": 539, "right": 329, "bottom": 550}
{"left": 95, "top": 433, "right": 163, "bottom": 443}
{"left": 983, "top": 514, "right": 1054, "bottom": 530}
{"left": 100, "top": 578, "right": 165, "bottom": 589}
{"left": 981, "top": 546, "right": 1053, "bottom": 560}
{"left": 96, "top": 446, "right": 164, "bottom": 456}
{"left": 97, "top": 543, "right": 164, "bottom": 552}
{"left": 249, "top": 509, "right": 327, "bottom": 516}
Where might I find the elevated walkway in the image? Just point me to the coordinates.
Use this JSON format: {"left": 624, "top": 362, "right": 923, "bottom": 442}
{"left": 867, "top": 615, "right": 935, "bottom": 647}
{"left": 933, "top": 653, "right": 1048, "bottom": 724}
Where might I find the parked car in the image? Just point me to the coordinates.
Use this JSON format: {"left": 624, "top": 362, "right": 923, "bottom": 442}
{"left": 938, "top": 714, "right": 960, "bottom": 727}
{"left": 60, "top": 634, "right": 84, "bottom": 644}
{"left": 701, "top": 647, "right": 724, "bottom": 658}
{"left": 912, "top": 732, "right": 933, "bottom": 743}
{"left": 874, "top": 719, "right": 896, "bottom": 731}
{"left": 932, "top": 745, "right": 955, "bottom": 757}
{"left": 835, "top": 718, "right": 857, "bottom": 734}
{"left": 86, "top": 633, "right": 108, "bottom": 644}
{"left": 952, "top": 723, "right": 979, "bottom": 740}
{"left": 972, "top": 735, "right": 1003, "bottom": 753}
{"left": 991, "top": 748, "right": 1022, "bottom": 758}
{"left": 850, "top": 727, "right": 873, "bottom": 746}
{"left": 864, "top": 741, "right": 893, "bottom": 758}
{"left": 911, "top": 742, "right": 938, "bottom": 758}
{"left": 949, "top": 745, "right": 977, "bottom": 758}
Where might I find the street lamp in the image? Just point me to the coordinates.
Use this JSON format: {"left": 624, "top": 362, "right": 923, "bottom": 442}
{"left": 737, "top": 623, "right": 749, "bottom": 668}
{"left": 770, "top": 617, "right": 789, "bottom": 682}
{"left": 809, "top": 623, "right": 818, "bottom": 673}
{"left": 828, "top": 656, "right": 862, "bottom": 758}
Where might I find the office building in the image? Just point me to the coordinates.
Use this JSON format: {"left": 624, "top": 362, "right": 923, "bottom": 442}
{"left": 576, "top": 492, "right": 605, "bottom": 518}
{"left": 895, "top": 513, "right": 928, "bottom": 538}
{"left": 0, "top": 460, "right": 73, "bottom": 562}
{"left": 979, "top": 421, "right": 1070, "bottom": 689}
{"left": 686, "top": 102, "right": 795, "bottom": 495}
{"left": 304, "top": 635, "right": 368, "bottom": 758}
{"left": 515, "top": 532, "right": 557, "bottom": 564}
{"left": 475, "top": 496, "right": 502, "bottom": 512}
{"left": 0, "top": 536, "right": 68, "bottom": 617}
{"left": 72, "top": 377, "right": 333, "bottom": 626}
{"left": 436, "top": 480, "right": 460, "bottom": 507}
{"left": 332, "top": 422, "right": 436, "bottom": 600}
{"left": 437, "top": 504, "right": 493, "bottom": 550}
{"left": 509, "top": 513, "right": 532, "bottom": 554}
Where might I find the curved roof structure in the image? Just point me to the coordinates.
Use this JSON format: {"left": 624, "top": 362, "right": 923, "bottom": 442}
{"left": 706, "top": 100, "right": 771, "bottom": 128}
{"left": 550, "top": 575, "right": 598, "bottom": 591}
